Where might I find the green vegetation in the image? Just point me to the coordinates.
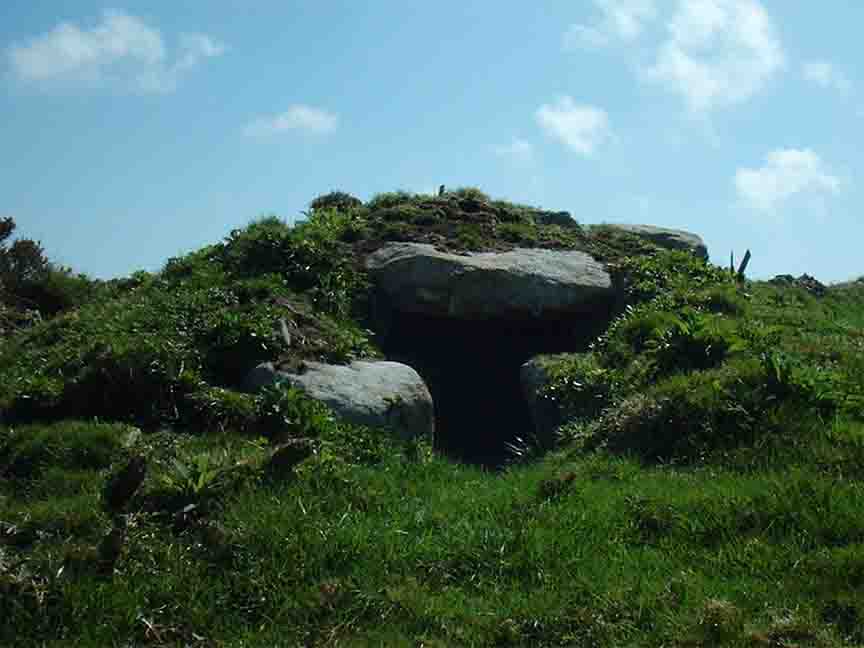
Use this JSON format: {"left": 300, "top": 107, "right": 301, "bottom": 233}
{"left": 2, "top": 190, "right": 864, "bottom": 646}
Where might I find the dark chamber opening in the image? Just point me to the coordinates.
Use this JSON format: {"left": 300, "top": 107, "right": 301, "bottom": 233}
{"left": 380, "top": 301, "right": 615, "bottom": 468}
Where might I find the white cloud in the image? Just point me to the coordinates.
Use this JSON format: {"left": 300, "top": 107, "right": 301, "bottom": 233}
{"left": 243, "top": 105, "right": 339, "bottom": 137}
{"left": 176, "top": 33, "right": 225, "bottom": 72}
{"left": 735, "top": 148, "right": 841, "bottom": 211}
{"left": 493, "top": 138, "right": 534, "bottom": 163}
{"left": 536, "top": 97, "right": 611, "bottom": 155}
{"left": 802, "top": 61, "right": 851, "bottom": 93}
{"left": 564, "top": 0, "right": 657, "bottom": 49}
{"left": 643, "top": 0, "right": 784, "bottom": 114}
{"left": 7, "top": 9, "right": 223, "bottom": 93}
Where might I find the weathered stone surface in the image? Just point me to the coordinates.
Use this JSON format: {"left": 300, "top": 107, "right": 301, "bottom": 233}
{"left": 245, "top": 360, "right": 434, "bottom": 442}
{"left": 244, "top": 362, "right": 287, "bottom": 394}
{"left": 365, "top": 242, "right": 614, "bottom": 319}
{"left": 246, "top": 222, "right": 711, "bottom": 465}
{"left": 533, "top": 210, "right": 579, "bottom": 228}
{"left": 266, "top": 438, "right": 316, "bottom": 477}
{"left": 102, "top": 455, "right": 147, "bottom": 513}
{"left": 589, "top": 224, "right": 708, "bottom": 260}
{"left": 520, "top": 355, "right": 567, "bottom": 448}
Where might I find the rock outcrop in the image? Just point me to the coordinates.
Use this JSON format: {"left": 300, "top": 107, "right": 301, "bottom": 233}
{"left": 245, "top": 360, "right": 434, "bottom": 442}
{"left": 519, "top": 355, "right": 565, "bottom": 448}
{"left": 365, "top": 242, "right": 614, "bottom": 320}
{"left": 769, "top": 273, "right": 827, "bottom": 297}
{"left": 248, "top": 223, "right": 708, "bottom": 465}
{"left": 533, "top": 210, "right": 579, "bottom": 228}
{"left": 589, "top": 224, "right": 708, "bottom": 261}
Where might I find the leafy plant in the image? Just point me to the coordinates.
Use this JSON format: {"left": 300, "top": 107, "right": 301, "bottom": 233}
{"left": 156, "top": 450, "right": 232, "bottom": 503}
{"left": 641, "top": 308, "right": 744, "bottom": 378}
{"left": 255, "top": 385, "right": 336, "bottom": 441}
{"left": 184, "top": 386, "right": 259, "bottom": 434}
{"left": 611, "top": 248, "right": 735, "bottom": 306}
{"left": 540, "top": 352, "right": 620, "bottom": 421}
{"left": 760, "top": 348, "right": 847, "bottom": 415}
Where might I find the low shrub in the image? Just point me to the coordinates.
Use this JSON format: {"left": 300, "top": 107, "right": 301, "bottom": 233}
{"left": 498, "top": 221, "right": 539, "bottom": 244}
{"left": 0, "top": 217, "right": 50, "bottom": 301}
{"left": 695, "top": 283, "right": 749, "bottom": 315}
{"left": 540, "top": 352, "right": 620, "bottom": 421}
{"left": 217, "top": 216, "right": 295, "bottom": 279}
{"left": 592, "top": 358, "right": 776, "bottom": 462}
{"left": 612, "top": 248, "right": 735, "bottom": 306}
{"left": 640, "top": 308, "right": 744, "bottom": 378}
{"left": 10, "top": 267, "right": 100, "bottom": 317}
{"left": 309, "top": 191, "right": 363, "bottom": 213}
{"left": 450, "top": 186, "right": 491, "bottom": 202}
{"left": 0, "top": 253, "right": 376, "bottom": 426}
{"left": 255, "top": 384, "right": 335, "bottom": 442}
{"left": 184, "top": 386, "right": 259, "bottom": 434}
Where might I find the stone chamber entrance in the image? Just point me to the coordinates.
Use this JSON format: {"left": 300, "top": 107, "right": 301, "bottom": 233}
{"left": 378, "top": 301, "right": 617, "bottom": 468}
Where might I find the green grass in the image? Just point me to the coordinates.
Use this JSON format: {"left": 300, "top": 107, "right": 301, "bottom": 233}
{"left": 1, "top": 190, "right": 864, "bottom": 646}
{"left": 4, "top": 425, "right": 864, "bottom": 646}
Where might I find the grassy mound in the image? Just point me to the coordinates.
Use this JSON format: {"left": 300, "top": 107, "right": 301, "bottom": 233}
{"left": 2, "top": 188, "right": 864, "bottom": 646}
{"left": 0, "top": 188, "right": 656, "bottom": 431}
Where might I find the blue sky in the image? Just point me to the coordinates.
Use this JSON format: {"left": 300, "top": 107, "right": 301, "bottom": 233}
{"left": 2, "top": 1, "right": 862, "bottom": 282}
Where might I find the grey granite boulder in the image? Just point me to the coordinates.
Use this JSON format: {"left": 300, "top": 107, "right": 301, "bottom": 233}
{"left": 520, "top": 355, "right": 567, "bottom": 448}
{"left": 365, "top": 242, "right": 614, "bottom": 319}
{"left": 245, "top": 360, "right": 434, "bottom": 442}
{"left": 589, "top": 224, "right": 708, "bottom": 260}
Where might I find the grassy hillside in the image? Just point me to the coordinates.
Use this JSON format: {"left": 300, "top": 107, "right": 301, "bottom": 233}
{"left": 2, "top": 189, "right": 864, "bottom": 646}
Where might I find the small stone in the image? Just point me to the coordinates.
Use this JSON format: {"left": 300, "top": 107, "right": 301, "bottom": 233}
{"left": 266, "top": 439, "right": 316, "bottom": 477}
{"left": 102, "top": 456, "right": 147, "bottom": 513}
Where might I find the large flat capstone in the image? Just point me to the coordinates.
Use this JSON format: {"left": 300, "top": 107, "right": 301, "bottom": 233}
{"left": 365, "top": 242, "right": 614, "bottom": 319}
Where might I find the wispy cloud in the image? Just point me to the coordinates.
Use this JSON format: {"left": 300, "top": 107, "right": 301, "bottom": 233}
{"left": 642, "top": 0, "right": 784, "bottom": 114}
{"left": 563, "top": 0, "right": 657, "bottom": 50}
{"left": 535, "top": 97, "right": 611, "bottom": 156}
{"left": 493, "top": 137, "right": 534, "bottom": 163}
{"left": 735, "top": 148, "right": 841, "bottom": 211}
{"left": 802, "top": 61, "right": 852, "bottom": 93}
{"left": 6, "top": 9, "right": 223, "bottom": 93}
{"left": 175, "top": 33, "right": 224, "bottom": 72}
{"left": 243, "top": 105, "right": 339, "bottom": 137}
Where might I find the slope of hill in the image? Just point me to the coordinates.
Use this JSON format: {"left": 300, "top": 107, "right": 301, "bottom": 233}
{"left": 2, "top": 188, "right": 863, "bottom": 646}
